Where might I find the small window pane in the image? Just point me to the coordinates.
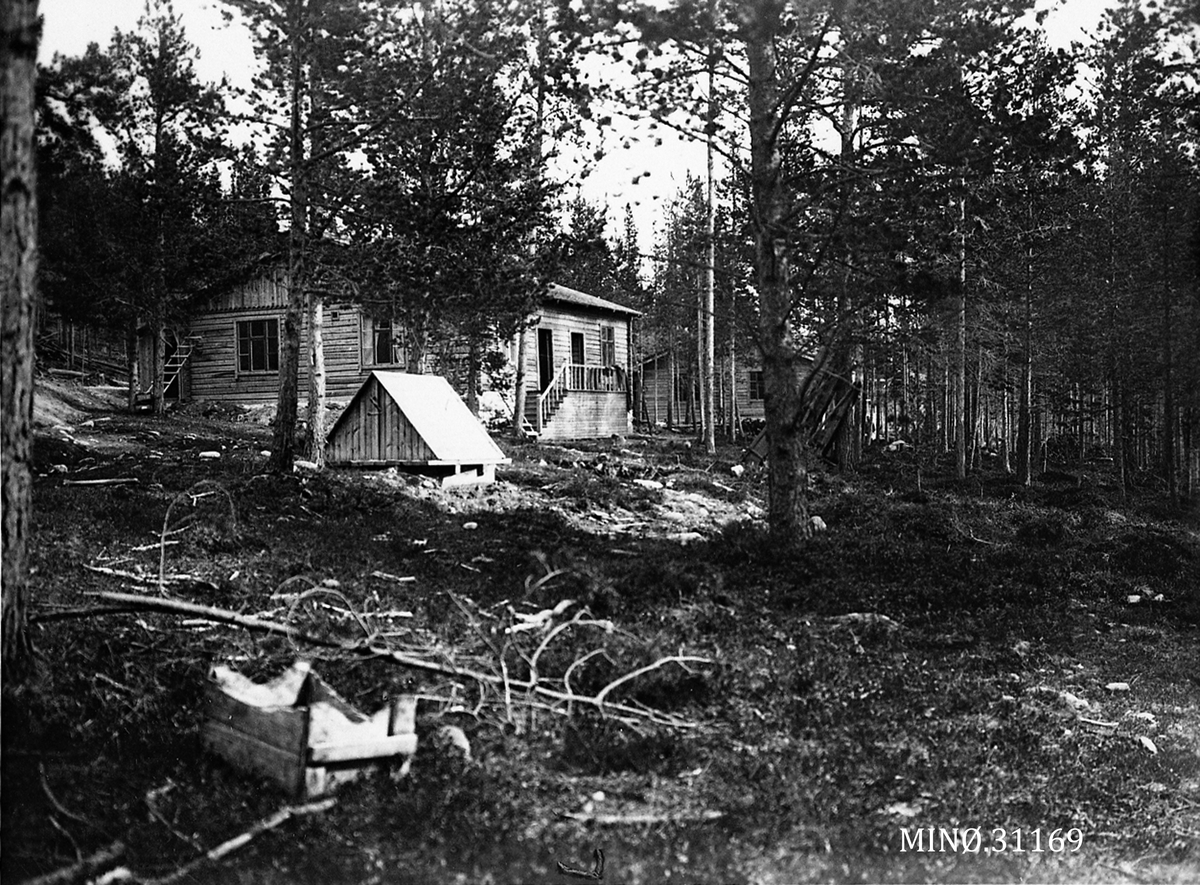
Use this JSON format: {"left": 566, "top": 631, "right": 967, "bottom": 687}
{"left": 600, "top": 327, "right": 615, "bottom": 366}
{"left": 236, "top": 319, "right": 279, "bottom": 373}
{"left": 749, "top": 370, "right": 765, "bottom": 401}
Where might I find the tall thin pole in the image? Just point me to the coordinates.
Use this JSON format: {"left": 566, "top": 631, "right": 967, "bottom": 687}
{"left": 700, "top": 4, "right": 716, "bottom": 454}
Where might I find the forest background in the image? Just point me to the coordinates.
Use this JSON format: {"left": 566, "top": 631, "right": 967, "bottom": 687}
{"left": 30, "top": 0, "right": 1200, "bottom": 534}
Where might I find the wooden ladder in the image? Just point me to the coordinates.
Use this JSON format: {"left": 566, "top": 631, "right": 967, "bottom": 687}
{"left": 140, "top": 335, "right": 201, "bottom": 404}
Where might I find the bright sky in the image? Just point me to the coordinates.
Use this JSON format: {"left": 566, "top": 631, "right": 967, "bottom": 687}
{"left": 39, "top": 0, "right": 1119, "bottom": 254}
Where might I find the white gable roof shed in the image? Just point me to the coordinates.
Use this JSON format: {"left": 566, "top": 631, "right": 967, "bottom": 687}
{"left": 326, "top": 371, "right": 509, "bottom": 485}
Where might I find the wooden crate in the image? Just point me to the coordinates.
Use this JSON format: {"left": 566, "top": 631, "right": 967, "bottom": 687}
{"left": 201, "top": 661, "right": 417, "bottom": 799}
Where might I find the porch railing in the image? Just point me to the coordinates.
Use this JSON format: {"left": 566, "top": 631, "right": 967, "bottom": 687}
{"left": 567, "top": 363, "right": 627, "bottom": 393}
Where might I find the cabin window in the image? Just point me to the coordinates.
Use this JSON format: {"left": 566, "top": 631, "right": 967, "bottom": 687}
{"left": 570, "top": 332, "right": 585, "bottom": 365}
{"left": 364, "top": 317, "right": 404, "bottom": 366}
{"left": 600, "top": 326, "right": 616, "bottom": 366}
{"left": 749, "top": 370, "right": 765, "bottom": 401}
{"left": 236, "top": 319, "right": 279, "bottom": 373}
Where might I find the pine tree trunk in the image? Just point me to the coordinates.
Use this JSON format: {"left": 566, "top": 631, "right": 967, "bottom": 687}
{"left": 666, "top": 346, "right": 675, "bottom": 430}
{"left": 269, "top": 0, "right": 308, "bottom": 475}
{"left": 746, "top": 1, "right": 810, "bottom": 545}
{"left": 512, "top": 327, "right": 528, "bottom": 435}
{"left": 152, "top": 313, "right": 165, "bottom": 417}
{"left": 305, "top": 38, "right": 327, "bottom": 469}
{"left": 2, "top": 0, "right": 39, "bottom": 679}
{"left": 953, "top": 190, "right": 967, "bottom": 480}
{"left": 700, "top": 49, "right": 716, "bottom": 455}
{"left": 1161, "top": 269, "right": 1176, "bottom": 504}
{"left": 126, "top": 320, "right": 139, "bottom": 411}
{"left": 695, "top": 303, "right": 705, "bottom": 437}
{"left": 466, "top": 337, "right": 480, "bottom": 415}
{"left": 1016, "top": 279, "right": 1033, "bottom": 486}
{"left": 1000, "top": 361, "right": 1011, "bottom": 474}
{"left": 728, "top": 329, "right": 737, "bottom": 439}
{"left": 1184, "top": 408, "right": 1197, "bottom": 509}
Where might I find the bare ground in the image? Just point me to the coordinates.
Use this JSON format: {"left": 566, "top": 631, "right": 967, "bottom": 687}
{"left": 4, "top": 377, "right": 1199, "bottom": 885}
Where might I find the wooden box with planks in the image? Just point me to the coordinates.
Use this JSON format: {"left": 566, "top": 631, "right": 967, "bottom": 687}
{"left": 202, "top": 660, "right": 417, "bottom": 799}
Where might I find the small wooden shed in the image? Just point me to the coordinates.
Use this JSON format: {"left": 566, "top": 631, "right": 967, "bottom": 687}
{"left": 326, "top": 371, "right": 510, "bottom": 485}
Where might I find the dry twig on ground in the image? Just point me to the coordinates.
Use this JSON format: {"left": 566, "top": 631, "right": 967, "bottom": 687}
{"left": 143, "top": 798, "right": 336, "bottom": 885}
{"left": 87, "top": 590, "right": 710, "bottom": 729}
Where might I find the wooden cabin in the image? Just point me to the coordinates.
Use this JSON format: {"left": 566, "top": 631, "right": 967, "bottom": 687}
{"left": 516, "top": 284, "right": 641, "bottom": 441}
{"left": 140, "top": 268, "right": 415, "bottom": 405}
{"left": 637, "top": 349, "right": 826, "bottom": 436}
{"left": 325, "top": 371, "right": 509, "bottom": 485}
{"left": 149, "top": 273, "right": 638, "bottom": 445}
{"left": 639, "top": 351, "right": 784, "bottom": 430}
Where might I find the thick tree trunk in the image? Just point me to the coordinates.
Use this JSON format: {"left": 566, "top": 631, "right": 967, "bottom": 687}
{"left": 746, "top": 1, "right": 810, "bottom": 546}
{"left": 2, "top": 0, "right": 39, "bottom": 679}
{"left": 269, "top": 0, "right": 308, "bottom": 474}
{"left": 152, "top": 313, "right": 165, "bottom": 416}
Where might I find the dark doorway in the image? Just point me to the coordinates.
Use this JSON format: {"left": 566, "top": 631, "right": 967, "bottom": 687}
{"left": 537, "top": 329, "right": 554, "bottom": 392}
{"left": 570, "top": 332, "right": 585, "bottom": 366}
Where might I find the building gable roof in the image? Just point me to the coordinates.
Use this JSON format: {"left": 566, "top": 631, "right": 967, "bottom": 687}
{"left": 328, "top": 371, "right": 509, "bottom": 465}
{"left": 546, "top": 283, "right": 641, "bottom": 317}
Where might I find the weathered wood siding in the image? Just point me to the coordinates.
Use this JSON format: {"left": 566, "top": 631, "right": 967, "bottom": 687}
{"left": 325, "top": 376, "right": 437, "bottom": 464}
{"left": 187, "top": 292, "right": 374, "bottom": 403}
{"left": 521, "top": 302, "right": 634, "bottom": 438}
{"left": 521, "top": 304, "right": 631, "bottom": 383}
{"left": 732, "top": 361, "right": 765, "bottom": 421}
{"left": 539, "top": 392, "right": 631, "bottom": 441}
{"left": 640, "top": 355, "right": 769, "bottom": 425}
{"left": 639, "top": 355, "right": 678, "bottom": 426}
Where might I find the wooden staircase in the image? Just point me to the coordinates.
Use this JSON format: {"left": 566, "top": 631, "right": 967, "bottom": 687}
{"left": 531, "top": 363, "right": 571, "bottom": 436}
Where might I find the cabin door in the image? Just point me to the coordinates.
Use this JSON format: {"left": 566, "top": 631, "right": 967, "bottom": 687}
{"left": 537, "top": 329, "right": 554, "bottom": 392}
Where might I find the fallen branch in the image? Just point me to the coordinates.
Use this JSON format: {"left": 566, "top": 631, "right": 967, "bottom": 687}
{"left": 145, "top": 780, "right": 203, "bottom": 852}
{"left": 30, "top": 606, "right": 142, "bottom": 624}
{"left": 370, "top": 570, "right": 415, "bottom": 584}
{"left": 83, "top": 566, "right": 218, "bottom": 593}
{"left": 18, "top": 841, "right": 126, "bottom": 885}
{"left": 39, "top": 764, "right": 107, "bottom": 836}
{"left": 62, "top": 478, "right": 138, "bottom": 487}
{"left": 144, "top": 798, "right": 336, "bottom": 885}
{"left": 131, "top": 540, "right": 180, "bottom": 553}
{"left": 594, "top": 656, "right": 706, "bottom": 709}
{"left": 87, "top": 590, "right": 710, "bottom": 728}
{"left": 559, "top": 810, "right": 724, "bottom": 826}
